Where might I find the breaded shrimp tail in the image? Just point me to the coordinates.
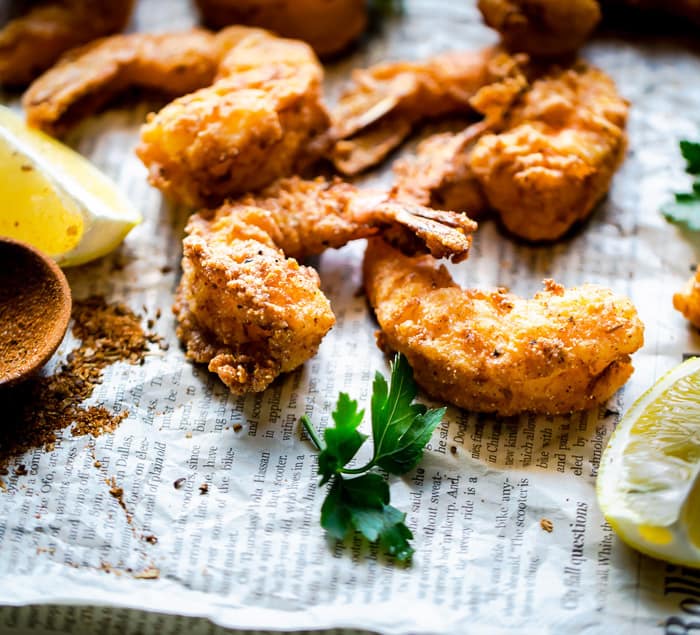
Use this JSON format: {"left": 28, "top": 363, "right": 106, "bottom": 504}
{"left": 674, "top": 265, "right": 700, "bottom": 328}
{"left": 175, "top": 177, "right": 477, "bottom": 394}
{"left": 0, "top": 0, "right": 135, "bottom": 86}
{"left": 364, "top": 238, "right": 644, "bottom": 415}
{"left": 329, "top": 48, "right": 527, "bottom": 175}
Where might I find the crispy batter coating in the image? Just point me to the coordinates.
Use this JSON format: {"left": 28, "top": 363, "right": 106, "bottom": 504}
{"left": 329, "top": 48, "right": 526, "bottom": 175}
{"left": 391, "top": 69, "right": 527, "bottom": 215}
{"left": 175, "top": 177, "right": 476, "bottom": 394}
{"left": 469, "top": 63, "right": 628, "bottom": 241}
{"left": 478, "top": 0, "right": 601, "bottom": 57}
{"left": 673, "top": 266, "right": 700, "bottom": 328}
{"left": 136, "top": 28, "right": 329, "bottom": 207}
{"left": 23, "top": 29, "right": 221, "bottom": 136}
{"left": 364, "top": 238, "right": 644, "bottom": 415}
{"left": 195, "top": 0, "right": 367, "bottom": 57}
{"left": 0, "top": 0, "right": 134, "bottom": 86}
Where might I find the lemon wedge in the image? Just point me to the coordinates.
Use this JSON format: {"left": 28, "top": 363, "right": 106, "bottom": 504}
{"left": 597, "top": 356, "right": 700, "bottom": 567}
{"left": 0, "top": 105, "right": 141, "bottom": 267}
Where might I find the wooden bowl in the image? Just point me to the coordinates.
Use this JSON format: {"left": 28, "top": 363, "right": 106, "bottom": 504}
{"left": 0, "top": 237, "right": 71, "bottom": 387}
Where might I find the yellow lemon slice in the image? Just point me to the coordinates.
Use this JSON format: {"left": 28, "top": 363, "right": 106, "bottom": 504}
{"left": 597, "top": 356, "right": 700, "bottom": 567}
{"left": 0, "top": 106, "right": 141, "bottom": 267}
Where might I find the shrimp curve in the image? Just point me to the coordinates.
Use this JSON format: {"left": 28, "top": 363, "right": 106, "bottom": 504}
{"left": 175, "top": 177, "right": 476, "bottom": 394}
{"left": 363, "top": 238, "right": 644, "bottom": 415}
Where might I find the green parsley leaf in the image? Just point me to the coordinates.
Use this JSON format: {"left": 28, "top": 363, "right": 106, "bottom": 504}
{"left": 302, "top": 353, "right": 444, "bottom": 562}
{"left": 321, "top": 474, "right": 414, "bottom": 561}
{"left": 371, "top": 355, "right": 445, "bottom": 474}
{"left": 681, "top": 140, "right": 700, "bottom": 174}
{"left": 662, "top": 140, "right": 700, "bottom": 230}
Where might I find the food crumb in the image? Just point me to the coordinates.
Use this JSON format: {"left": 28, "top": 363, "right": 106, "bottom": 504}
{"left": 173, "top": 477, "right": 186, "bottom": 490}
{"left": 540, "top": 518, "right": 554, "bottom": 533}
{"left": 233, "top": 423, "right": 242, "bottom": 432}
{"left": 450, "top": 446, "right": 457, "bottom": 455}
{"left": 185, "top": 431, "right": 192, "bottom": 439}
{"left": 134, "top": 566, "right": 160, "bottom": 580}
{"left": 94, "top": 460, "right": 101, "bottom": 468}
{"left": 14, "top": 464, "right": 27, "bottom": 476}
{"left": 142, "top": 534, "right": 158, "bottom": 545}
{"left": 199, "top": 483, "right": 208, "bottom": 495}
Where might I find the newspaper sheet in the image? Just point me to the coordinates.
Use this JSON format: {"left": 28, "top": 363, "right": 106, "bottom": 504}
{"left": 1, "top": 1, "right": 699, "bottom": 633}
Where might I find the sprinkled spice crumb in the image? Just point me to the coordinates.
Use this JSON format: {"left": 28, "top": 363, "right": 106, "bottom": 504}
{"left": 0, "top": 296, "right": 156, "bottom": 470}
{"left": 173, "top": 478, "right": 186, "bottom": 489}
{"left": 142, "top": 534, "right": 158, "bottom": 545}
{"left": 14, "top": 464, "right": 27, "bottom": 476}
{"left": 233, "top": 424, "right": 242, "bottom": 432}
{"left": 134, "top": 566, "right": 160, "bottom": 580}
{"left": 199, "top": 483, "right": 208, "bottom": 495}
{"left": 185, "top": 431, "right": 192, "bottom": 439}
{"left": 94, "top": 460, "right": 102, "bottom": 468}
{"left": 450, "top": 446, "right": 457, "bottom": 455}
{"left": 107, "top": 476, "right": 132, "bottom": 523}
{"left": 540, "top": 518, "right": 554, "bottom": 533}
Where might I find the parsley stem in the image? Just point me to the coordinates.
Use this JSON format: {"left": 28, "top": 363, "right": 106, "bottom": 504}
{"left": 300, "top": 415, "right": 323, "bottom": 451}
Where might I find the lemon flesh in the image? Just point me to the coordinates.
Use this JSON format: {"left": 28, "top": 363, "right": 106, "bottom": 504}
{"left": 597, "top": 356, "right": 700, "bottom": 567}
{"left": 0, "top": 106, "right": 141, "bottom": 267}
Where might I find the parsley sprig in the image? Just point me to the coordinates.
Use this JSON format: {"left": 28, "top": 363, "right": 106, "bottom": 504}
{"left": 662, "top": 140, "right": 700, "bottom": 230}
{"left": 301, "top": 354, "right": 445, "bottom": 562}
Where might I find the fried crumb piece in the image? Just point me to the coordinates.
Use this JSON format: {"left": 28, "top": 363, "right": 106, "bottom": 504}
{"left": 185, "top": 431, "right": 192, "bottom": 439}
{"left": 134, "top": 566, "right": 160, "bottom": 580}
{"left": 233, "top": 423, "right": 242, "bottom": 432}
{"left": 540, "top": 518, "right": 554, "bottom": 533}
{"left": 14, "top": 464, "right": 27, "bottom": 476}
{"left": 142, "top": 534, "right": 158, "bottom": 545}
{"left": 450, "top": 445, "right": 457, "bottom": 455}
{"left": 173, "top": 477, "right": 186, "bottom": 489}
{"left": 199, "top": 483, "right": 208, "bottom": 495}
{"left": 94, "top": 460, "right": 102, "bottom": 468}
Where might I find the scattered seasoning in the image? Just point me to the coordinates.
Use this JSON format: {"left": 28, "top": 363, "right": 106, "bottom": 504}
{"left": 540, "top": 518, "right": 554, "bottom": 533}
{"left": 233, "top": 423, "right": 243, "bottom": 432}
{"left": 93, "top": 460, "right": 102, "bottom": 469}
{"left": 199, "top": 483, "right": 208, "bottom": 495}
{"left": 185, "top": 431, "right": 192, "bottom": 439}
{"left": 134, "top": 566, "right": 160, "bottom": 580}
{"left": 173, "top": 477, "right": 186, "bottom": 490}
{"left": 0, "top": 297, "right": 156, "bottom": 470}
{"left": 14, "top": 464, "right": 27, "bottom": 476}
{"left": 450, "top": 445, "right": 457, "bottom": 455}
{"left": 107, "top": 477, "right": 132, "bottom": 523}
{"left": 142, "top": 534, "right": 158, "bottom": 545}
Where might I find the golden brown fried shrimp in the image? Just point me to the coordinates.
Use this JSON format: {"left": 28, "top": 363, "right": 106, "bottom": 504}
{"left": 329, "top": 48, "right": 527, "bottom": 175}
{"left": 673, "top": 266, "right": 700, "bottom": 328}
{"left": 391, "top": 69, "right": 527, "bottom": 215}
{"left": 469, "top": 62, "right": 628, "bottom": 241}
{"left": 478, "top": 0, "right": 601, "bottom": 57}
{"left": 194, "top": 0, "right": 367, "bottom": 57}
{"left": 23, "top": 29, "right": 221, "bottom": 136}
{"left": 136, "top": 29, "right": 329, "bottom": 207}
{"left": 363, "top": 238, "right": 644, "bottom": 415}
{"left": 175, "top": 177, "right": 476, "bottom": 394}
{"left": 0, "top": 0, "right": 134, "bottom": 86}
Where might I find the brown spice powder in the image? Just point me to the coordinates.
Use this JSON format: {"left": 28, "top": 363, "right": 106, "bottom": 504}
{"left": 0, "top": 296, "right": 154, "bottom": 470}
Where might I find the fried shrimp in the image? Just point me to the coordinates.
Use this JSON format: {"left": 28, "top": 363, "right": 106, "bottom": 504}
{"left": 194, "top": 0, "right": 367, "bottom": 57}
{"left": 137, "top": 28, "right": 329, "bottom": 207}
{"left": 24, "top": 29, "right": 221, "bottom": 136}
{"left": 329, "top": 48, "right": 527, "bottom": 175}
{"left": 478, "top": 0, "right": 601, "bottom": 57}
{"left": 364, "top": 238, "right": 644, "bottom": 415}
{"left": 395, "top": 61, "right": 627, "bottom": 242}
{"left": 470, "top": 63, "right": 628, "bottom": 241}
{"left": 0, "top": 0, "right": 135, "bottom": 86}
{"left": 673, "top": 266, "right": 700, "bottom": 328}
{"left": 24, "top": 27, "right": 330, "bottom": 207}
{"left": 175, "top": 177, "right": 477, "bottom": 394}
